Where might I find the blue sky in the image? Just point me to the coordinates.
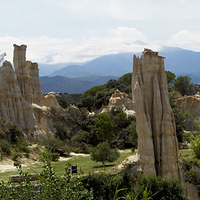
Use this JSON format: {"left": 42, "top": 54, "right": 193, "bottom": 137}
{"left": 1, "top": 0, "right": 200, "bottom": 64}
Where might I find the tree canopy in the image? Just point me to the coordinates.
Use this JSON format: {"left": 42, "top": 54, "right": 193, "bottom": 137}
{"left": 174, "top": 76, "right": 195, "bottom": 95}
{"left": 166, "top": 71, "right": 176, "bottom": 87}
{"left": 91, "top": 141, "right": 120, "bottom": 165}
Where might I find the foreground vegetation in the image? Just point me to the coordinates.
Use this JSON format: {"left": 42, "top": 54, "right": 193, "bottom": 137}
{"left": 0, "top": 149, "right": 186, "bottom": 200}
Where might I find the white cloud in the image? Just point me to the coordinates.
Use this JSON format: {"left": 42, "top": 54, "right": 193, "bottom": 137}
{"left": 0, "top": 27, "right": 156, "bottom": 64}
{"left": 179, "top": 0, "right": 185, "bottom": 3}
{"left": 168, "top": 30, "right": 200, "bottom": 51}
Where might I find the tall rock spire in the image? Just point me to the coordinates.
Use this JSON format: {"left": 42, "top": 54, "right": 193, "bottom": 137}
{"left": 132, "top": 49, "right": 180, "bottom": 179}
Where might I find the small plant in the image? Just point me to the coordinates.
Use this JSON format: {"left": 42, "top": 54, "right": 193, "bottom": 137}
{"left": 12, "top": 152, "right": 21, "bottom": 161}
{"left": 13, "top": 161, "right": 20, "bottom": 166}
{"left": 51, "top": 152, "right": 60, "bottom": 161}
{"left": 191, "top": 135, "right": 200, "bottom": 159}
{"left": 0, "top": 140, "right": 11, "bottom": 156}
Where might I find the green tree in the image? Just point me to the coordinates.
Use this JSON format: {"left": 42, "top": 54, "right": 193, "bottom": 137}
{"left": 82, "top": 84, "right": 106, "bottom": 98}
{"left": 174, "top": 76, "right": 195, "bottom": 95}
{"left": 89, "top": 112, "right": 114, "bottom": 143}
{"left": 117, "top": 73, "right": 132, "bottom": 87}
{"left": 127, "top": 120, "right": 138, "bottom": 147}
{"left": 166, "top": 71, "right": 176, "bottom": 87}
{"left": 173, "top": 108, "right": 186, "bottom": 143}
{"left": 80, "top": 95, "right": 95, "bottom": 112}
{"left": 114, "top": 112, "right": 129, "bottom": 128}
{"left": 91, "top": 141, "right": 120, "bottom": 166}
{"left": 106, "top": 79, "right": 118, "bottom": 89}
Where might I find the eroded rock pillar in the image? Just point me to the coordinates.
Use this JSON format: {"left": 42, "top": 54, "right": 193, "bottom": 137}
{"left": 132, "top": 49, "right": 180, "bottom": 179}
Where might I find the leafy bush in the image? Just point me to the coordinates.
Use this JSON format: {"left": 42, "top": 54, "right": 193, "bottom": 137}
{"left": 111, "top": 129, "right": 134, "bottom": 149}
{"left": 191, "top": 136, "right": 200, "bottom": 159}
{"left": 114, "top": 112, "right": 130, "bottom": 128}
{"left": 56, "top": 93, "right": 82, "bottom": 109}
{"left": 0, "top": 149, "right": 94, "bottom": 200}
{"left": 181, "top": 159, "right": 200, "bottom": 195}
{"left": 0, "top": 140, "right": 11, "bottom": 156}
{"left": 15, "top": 137, "right": 30, "bottom": 153}
{"left": 51, "top": 152, "right": 60, "bottom": 161}
{"left": 12, "top": 152, "right": 22, "bottom": 161}
{"left": 39, "top": 138, "right": 71, "bottom": 157}
{"left": 131, "top": 175, "right": 186, "bottom": 200}
{"left": 89, "top": 113, "right": 114, "bottom": 143}
{"left": 83, "top": 173, "right": 120, "bottom": 200}
{"left": 174, "top": 75, "right": 195, "bottom": 96}
{"left": 71, "top": 130, "right": 91, "bottom": 153}
{"left": 9, "top": 124, "right": 24, "bottom": 144}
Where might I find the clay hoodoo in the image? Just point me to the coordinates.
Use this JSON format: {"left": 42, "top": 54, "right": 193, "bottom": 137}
{"left": 132, "top": 48, "right": 180, "bottom": 179}
{"left": 0, "top": 44, "right": 59, "bottom": 138}
{"left": 101, "top": 89, "right": 135, "bottom": 115}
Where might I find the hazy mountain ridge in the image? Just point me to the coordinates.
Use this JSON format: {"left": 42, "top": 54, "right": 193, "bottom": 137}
{"left": 41, "top": 47, "right": 200, "bottom": 79}
{"left": 40, "top": 76, "right": 97, "bottom": 94}
{"left": 39, "top": 47, "right": 200, "bottom": 94}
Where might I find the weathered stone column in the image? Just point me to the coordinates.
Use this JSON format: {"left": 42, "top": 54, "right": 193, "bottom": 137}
{"left": 13, "top": 44, "right": 30, "bottom": 101}
{"left": 132, "top": 49, "right": 180, "bottom": 179}
{"left": 26, "top": 61, "right": 44, "bottom": 104}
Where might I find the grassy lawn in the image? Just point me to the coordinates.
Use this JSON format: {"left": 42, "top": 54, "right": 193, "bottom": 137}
{"left": 1, "top": 149, "right": 195, "bottom": 182}
{"left": 0, "top": 150, "right": 133, "bottom": 182}
{"left": 179, "top": 148, "right": 193, "bottom": 158}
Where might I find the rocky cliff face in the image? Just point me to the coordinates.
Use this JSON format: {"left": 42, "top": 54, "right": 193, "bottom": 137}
{"left": 0, "top": 44, "right": 58, "bottom": 138}
{"left": 132, "top": 49, "right": 180, "bottom": 179}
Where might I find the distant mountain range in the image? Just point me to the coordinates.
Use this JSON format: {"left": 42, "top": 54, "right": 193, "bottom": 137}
{"left": 39, "top": 46, "right": 200, "bottom": 94}
{"left": 40, "top": 75, "right": 118, "bottom": 94}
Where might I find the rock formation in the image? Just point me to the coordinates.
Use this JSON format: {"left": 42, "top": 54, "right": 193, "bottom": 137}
{"left": 175, "top": 92, "right": 200, "bottom": 130}
{"left": 0, "top": 44, "right": 59, "bottom": 138}
{"left": 101, "top": 89, "right": 135, "bottom": 115}
{"left": 132, "top": 48, "right": 180, "bottom": 179}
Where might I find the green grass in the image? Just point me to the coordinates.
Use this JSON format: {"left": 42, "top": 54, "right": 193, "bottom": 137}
{"left": 179, "top": 148, "right": 193, "bottom": 158}
{"left": 0, "top": 150, "right": 132, "bottom": 182}
{"left": 1, "top": 149, "right": 195, "bottom": 182}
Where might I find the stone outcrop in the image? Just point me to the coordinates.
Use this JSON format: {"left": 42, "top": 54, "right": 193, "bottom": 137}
{"left": 101, "top": 89, "right": 135, "bottom": 115}
{"left": 0, "top": 44, "right": 59, "bottom": 138}
{"left": 175, "top": 92, "right": 200, "bottom": 130}
{"left": 132, "top": 48, "right": 180, "bottom": 179}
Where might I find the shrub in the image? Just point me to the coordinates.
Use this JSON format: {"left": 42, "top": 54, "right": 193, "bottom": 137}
{"left": 16, "top": 137, "right": 30, "bottom": 153}
{"left": 39, "top": 138, "right": 71, "bottom": 156}
{"left": 0, "top": 140, "right": 11, "bottom": 156}
{"left": 191, "top": 136, "right": 200, "bottom": 159}
{"left": 83, "top": 173, "right": 120, "bottom": 200}
{"left": 12, "top": 152, "right": 22, "bottom": 161}
{"left": 51, "top": 152, "right": 60, "bottom": 161}
{"left": 115, "top": 112, "right": 130, "bottom": 128}
{"left": 0, "top": 149, "right": 94, "bottom": 199}
{"left": 131, "top": 175, "right": 186, "bottom": 200}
